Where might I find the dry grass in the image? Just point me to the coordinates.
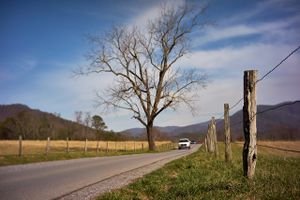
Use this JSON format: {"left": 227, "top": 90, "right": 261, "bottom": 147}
{"left": 258, "top": 141, "right": 300, "bottom": 151}
{"left": 258, "top": 141, "right": 300, "bottom": 158}
{"left": 0, "top": 140, "right": 171, "bottom": 156}
{"left": 235, "top": 140, "right": 300, "bottom": 158}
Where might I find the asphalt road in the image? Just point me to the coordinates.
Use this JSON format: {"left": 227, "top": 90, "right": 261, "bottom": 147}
{"left": 0, "top": 145, "right": 200, "bottom": 200}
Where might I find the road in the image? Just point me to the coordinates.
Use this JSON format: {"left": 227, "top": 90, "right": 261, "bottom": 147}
{"left": 0, "top": 145, "right": 200, "bottom": 200}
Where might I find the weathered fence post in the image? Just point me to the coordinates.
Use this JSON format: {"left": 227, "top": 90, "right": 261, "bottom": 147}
{"left": 106, "top": 141, "right": 109, "bottom": 153}
{"left": 243, "top": 70, "right": 258, "bottom": 179}
{"left": 84, "top": 139, "right": 88, "bottom": 154}
{"left": 18, "top": 135, "right": 23, "bottom": 157}
{"left": 204, "top": 137, "right": 208, "bottom": 152}
{"left": 134, "top": 141, "right": 136, "bottom": 152}
{"left": 206, "top": 117, "right": 218, "bottom": 156}
{"left": 207, "top": 124, "right": 213, "bottom": 153}
{"left": 212, "top": 117, "right": 218, "bottom": 157}
{"left": 46, "top": 137, "right": 50, "bottom": 155}
{"left": 124, "top": 141, "right": 127, "bottom": 151}
{"left": 96, "top": 140, "right": 99, "bottom": 154}
{"left": 224, "top": 103, "right": 232, "bottom": 162}
{"left": 66, "top": 137, "right": 69, "bottom": 153}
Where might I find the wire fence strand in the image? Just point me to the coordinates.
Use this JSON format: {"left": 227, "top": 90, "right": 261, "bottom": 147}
{"left": 214, "top": 46, "right": 299, "bottom": 117}
{"left": 256, "top": 45, "right": 300, "bottom": 83}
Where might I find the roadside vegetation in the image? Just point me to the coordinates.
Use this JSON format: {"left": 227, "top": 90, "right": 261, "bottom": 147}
{"left": 98, "top": 142, "right": 300, "bottom": 200}
{"left": 0, "top": 140, "right": 174, "bottom": 166}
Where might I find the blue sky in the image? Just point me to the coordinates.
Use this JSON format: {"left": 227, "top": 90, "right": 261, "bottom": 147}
{"left": 1, "top": 0, "right": 300, "bottom": 131}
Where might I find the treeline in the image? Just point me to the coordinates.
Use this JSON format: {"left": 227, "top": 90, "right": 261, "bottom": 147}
{"left": 0, "top": 104, "right": 126, "bottom": 140}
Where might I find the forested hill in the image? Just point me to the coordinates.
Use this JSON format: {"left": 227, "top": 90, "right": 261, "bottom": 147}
{"left": 0, "top": 104, "right": 122, "bottom": 140}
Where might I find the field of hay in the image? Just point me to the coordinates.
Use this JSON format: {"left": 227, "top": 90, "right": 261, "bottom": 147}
{"left": 257, "top": 141, "right": 300, "bottom": 157}
{"left": 0, "top": 140, "right": 172, "bottom": 156}
{"left": 235, "top": 140, "right": 300, "bottom": 157}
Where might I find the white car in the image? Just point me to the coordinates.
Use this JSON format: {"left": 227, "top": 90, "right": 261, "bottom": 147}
{"left": 178, "top": 138, "right": 191, "bottom": 149}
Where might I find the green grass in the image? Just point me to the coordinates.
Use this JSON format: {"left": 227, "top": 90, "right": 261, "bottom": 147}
{"left": 0, "top": 144, "right": 175, "bottom": 166}
{"left": 98, "top": 143, "right": 300, "bottom": 200}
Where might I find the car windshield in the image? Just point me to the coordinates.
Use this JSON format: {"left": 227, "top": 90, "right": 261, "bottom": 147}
{"left": 179, "top": 139, "right": 189, "bottom": 142}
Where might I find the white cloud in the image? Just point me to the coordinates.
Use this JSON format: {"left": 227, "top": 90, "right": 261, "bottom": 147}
{"left": 225, "top": 0, "right": 300, "bottom": 25}
{"left": 193, "top": 13, "right": 300, "bottom": 48}
{"left": 127, "top": 0, "right": 184, "bottom": 28}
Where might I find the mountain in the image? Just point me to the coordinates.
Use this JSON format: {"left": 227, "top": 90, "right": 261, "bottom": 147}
{"left": 0, "top": 104, "right": 31, "bottom": 122}
{"left": 123, "top": 101, "right": 300, "bottom": 141}
{"left": 0, "top": 104, "right": 121, "bottom": 140}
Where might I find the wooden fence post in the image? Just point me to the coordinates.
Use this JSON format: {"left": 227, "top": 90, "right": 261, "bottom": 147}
{"left": 124, "top": 141, "right": 127, "bottom": 151}
{"left": 204, "top": 137, "right": 208, "bottom": 152}
{"left": 46, "top": 137, "right": 50, "bottom": 155}
{"left": 134, "top": 141, "right": 136, "bottom": 152}
{"left": 207, "top": 118, "right": 215, "bottom": 153}
{"left": 212, "top": 117, "right": 218, "bottom": 157}
{"left": 18, "top": 135, "right": 23, "bottom": 157}
{"left": 206, "top": 125, "right": 212, "bottom": 152}
{"left": 96, "top": 140, "right": 99, "bottom": 154}
{"left": 106, "top": 141, "right": 109, "bottom": 153}
{"left": 84, "top": 139, "right": 88, "bottom": 154}
{"left": 66, "top": 137, "right": 69, "bottom": 153}
{"left": 243, "top": 70, "right": 258, "bottom": 179}
{"left": 115, "top": 141, "right": 117, "bottom": 152}
{"left": 142, "top": 143, "right": 144, "bottom": 151}
{"left": 224, "top": 103, "right": 232, "bottom": 162}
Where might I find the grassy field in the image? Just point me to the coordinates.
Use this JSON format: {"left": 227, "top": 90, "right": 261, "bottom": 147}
{"left": 0, "top": 140, "right": 173, "bottom": 166}
{"left": 98, "top": 141, "right": 300, "bottom": 200}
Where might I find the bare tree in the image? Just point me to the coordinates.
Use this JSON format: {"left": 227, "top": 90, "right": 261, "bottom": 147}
{"left": 74, "top": 111, "right": 83, "bottom": 125}
{"left": 84, "top": 112, "right": 92, "bottom": 127}
{"left": 78, "top": 2, "right": 209, "bottom": 150}
{"left": 83, "top": 112, "right": 92, "bottom": 139}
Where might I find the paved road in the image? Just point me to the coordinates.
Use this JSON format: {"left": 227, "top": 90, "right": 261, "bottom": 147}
{"left": 0, "top": 145, "right": 200, "bottom": 200}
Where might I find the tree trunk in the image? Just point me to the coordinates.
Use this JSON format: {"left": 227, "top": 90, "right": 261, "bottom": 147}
{"left": 243, "top": 70, "right": 257, "bottom": 179}
{"left": 146, "top": 122, "right": 156, "bottom": 151}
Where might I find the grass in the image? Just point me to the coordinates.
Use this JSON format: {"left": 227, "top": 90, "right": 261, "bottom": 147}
{"left": 0, "top": 140, "right": 174, "bottom": 166}
{"left": 97, "top": 142, "right": 300, "bottom": 200}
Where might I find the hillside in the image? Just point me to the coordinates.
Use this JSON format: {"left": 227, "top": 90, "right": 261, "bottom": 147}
{"left": 2, "top": 101, "right": 298, "bottom": 141}
{"left": 123, "top": 101, "right": 300, "bottom": 141}
{"left": 0, "top": 104, "right": 121, "bottom": 140}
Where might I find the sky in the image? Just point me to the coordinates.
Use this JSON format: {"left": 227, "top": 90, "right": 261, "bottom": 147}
{"left": 0, "top": 0, "right": 300, "bottom": 131}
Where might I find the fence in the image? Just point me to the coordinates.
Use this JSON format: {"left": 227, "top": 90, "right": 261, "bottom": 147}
{"left": 0, "top": 138, "right": 175, "bottom": 157}
{"left": 203, "top": 45, "right": 300, "bottom": 179}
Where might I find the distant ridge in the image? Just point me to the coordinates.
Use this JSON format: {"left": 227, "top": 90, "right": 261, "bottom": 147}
{"left": 122, "top": 101, "right": 300, "bottom": 141}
